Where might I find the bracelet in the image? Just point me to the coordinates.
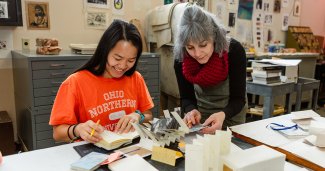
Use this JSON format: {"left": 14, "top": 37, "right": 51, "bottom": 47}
{"left": 135, "top": 110, "right": 145, "bottom": 124}
{"left": 70, "top": 124, "right": 81, "bottom": 143}
{"left": 67, "top": 125, "right": 74, "bottom": 140}
{"left": 72, "top": 123, "right": 79, "bottom": 137}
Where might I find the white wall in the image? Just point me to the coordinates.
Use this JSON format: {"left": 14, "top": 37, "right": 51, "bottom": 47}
{"left": 0, "top": 28, "right": 17, "bottom": 140}
{"left": 13, "top": 0, "right": 163, "bottom": 50}
{"left": 300, "top": 0, "right": 325, "bottom": 47}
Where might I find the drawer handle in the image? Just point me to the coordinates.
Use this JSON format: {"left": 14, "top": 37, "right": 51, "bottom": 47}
{"left": 51, "top": 73, "right": 65, "bottom": 76}
{"left": 51, "top": 90, "right": 58, "bottom": 94}
{"left": 138, "top": 60, "right": 148, "bottom": 64}
{"left": 152, "top": 97, "right": 155, "bottom": 100}
{"left": 50, "top": 64, "right": 66, "bottom": 67}
{"left": 138, "top": 69, "right": 148, "bottom": 73}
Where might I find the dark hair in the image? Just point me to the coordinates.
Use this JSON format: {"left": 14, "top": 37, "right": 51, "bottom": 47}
{"left": 34, "top": 5, "right": 45, "bottom": 17}
{"left": 75, "top": 19, "right": 143, "bottom": 76}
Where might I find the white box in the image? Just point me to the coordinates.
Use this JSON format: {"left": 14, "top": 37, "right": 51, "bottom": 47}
{"left": 280, "top": 65, "right": 298, "bottom": 83}
{"left": 222, "top": 145, "right": 285, "bottom": 171}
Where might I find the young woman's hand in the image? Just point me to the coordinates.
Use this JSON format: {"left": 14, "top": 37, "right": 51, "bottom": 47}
{"left": 200, "top": 111, "right": 225, "bottom": 134}
{"left": 183, "top": 109, "right": 201, "bottom": 128}
{"left": 76, "top": 120, "right": 105, "bottom": 143}
{"left": 115, "top": 113, "right": 140, "bottom": 133}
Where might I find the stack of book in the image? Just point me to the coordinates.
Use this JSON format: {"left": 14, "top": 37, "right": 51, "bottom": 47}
{"left": 251, "top": 61, "right": 282, "bottom": 84}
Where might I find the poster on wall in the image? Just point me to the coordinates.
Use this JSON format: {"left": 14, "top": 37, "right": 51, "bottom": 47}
{"left": 293, "top": 0, "right": 301, "bottom": 16}
{"left": 85, "top": 11, "right": 108, "bottom": 29}
{"left": 273, "top": 0, "right": 281, "bottom": 13}
{"left": 228, "top": 12, "right": 236, "bottom": 28}
{"left": 26, "top": 1, "right": 50, "bottom": 30}
{"left": 255, "top": 0, "right": 263, "bottom": 10}
{"left": 237, "top": 0, "right": 254, "bottom": 20}
{"left": 112, "top": 0, "right": 125, "bottom": 15}
{"left": 228, "top": 0, "right": 238, "bottom": 11}
{"left": 86, "top": 0, "right": 109, "bottom": 9}
{"left": 215, "top": 1, "right": 227, "bottom": 22}
{"left": 264, "top": 13, "right": 273, "bottom": 25}
{"left": 0, "top": 1, "right": 8, "bottom": 18}
{"left": 253, "top": 12, "right": 264, "bottom": 52}
{"left": 282, "top": 0, "right": 289, "bottom": 8}
{"left": 263, "top": 1, "right": 270, "bottom": 12}
{"left": 281, "top": 13, "right": 289, "bottom": 31}
{"left": 265, "top": 28, "right": 274, "bottom": 42}
{"left": 236, "top": 20, "right": 252, "bottom": 43}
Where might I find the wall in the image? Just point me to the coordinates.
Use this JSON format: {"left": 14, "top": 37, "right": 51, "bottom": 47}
{"left": 0, "top": 28, "right": 16, "bottom": 140}
{"left": 300, "top": 0, "right": 325, "bottom": 47}
{"left": 0, "top": 0, "right": 163, "bottom": 142}
{"left": 210, "top": 0, "right": 301, "bottom": 48}
{"left": 13, "top": 0, "right": 163, "bottom": 50}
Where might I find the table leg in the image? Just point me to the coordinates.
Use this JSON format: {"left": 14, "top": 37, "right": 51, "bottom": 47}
{"left": 263, "top": 96, "right": 274, "bottom": 119}
{"left": 286, "top": 93, "right": 292, "bottom": 114}
{"left": 312, "top": 89, "right": 319, "bottom": 110}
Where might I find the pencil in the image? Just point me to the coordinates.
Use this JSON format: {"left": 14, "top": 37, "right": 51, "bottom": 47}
{"left": 90, "top": 120, "right": 100, "bottom": 137}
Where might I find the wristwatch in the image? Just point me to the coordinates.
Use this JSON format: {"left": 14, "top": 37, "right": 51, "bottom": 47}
{"left": 135, "top": 110, "right": 145, "bottom": 124}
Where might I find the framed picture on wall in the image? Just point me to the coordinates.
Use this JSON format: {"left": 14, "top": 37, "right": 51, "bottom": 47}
{"left": 26, "top": 1, "right": 50, "bottom": 30}
{"left": 0, "top": 0, "right": 23, "bottom": 26}
{"left": 293, "top": 0, "right": 301, "bottom": 17}
{"left": 85, "top": 11, "right": 108, "bottom": 30}
{"left": 86, "top": 0, "right": 109, "bottom": 9}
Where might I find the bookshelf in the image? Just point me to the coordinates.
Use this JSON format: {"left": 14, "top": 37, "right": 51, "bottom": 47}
{"left": 286, "top": 26, "right": 321, "bottom": 53}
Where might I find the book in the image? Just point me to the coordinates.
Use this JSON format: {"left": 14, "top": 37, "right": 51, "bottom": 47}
{"left": 70, "top": 152, "right": 107, "bottom": 171}
{"left": 251, "top": 71, "right": 281, "bottom": 78}
{"left": 252, "top": 76, "right": 281, "bottom": 84}
{"left": 95, "top": 130, "right": 139, "bottom": 150}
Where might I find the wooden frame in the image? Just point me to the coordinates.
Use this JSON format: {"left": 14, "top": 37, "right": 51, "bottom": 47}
{"left": 26, "top": 1, "right": 50, "bottom": 30}
{"left": 0, "top": 0, "right": 23, "bottom": 26}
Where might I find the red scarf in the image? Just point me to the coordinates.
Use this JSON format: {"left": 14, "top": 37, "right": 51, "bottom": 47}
{"left": 182, "top": 52, "right": 229, "bottom": 87}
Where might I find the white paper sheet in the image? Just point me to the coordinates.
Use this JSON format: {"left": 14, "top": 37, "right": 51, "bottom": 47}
{"left": 109, "top": 155, "right": 158, "bottom": 171}
{"left": 280, "top": 139, "right": 325, "bottom": 168}
{"left": 231, "top": 114, "right": 297, "bottom": 147}
{"left": 260, "top": 59, "right": 301, "bottom": 66}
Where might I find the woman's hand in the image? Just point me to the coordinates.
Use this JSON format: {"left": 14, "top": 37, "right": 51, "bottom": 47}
{"left": 200, "top": 111, "right": 225, "bottom": 134}
{"left": 115, "top": 113, "right": 140, "bottom": 133}
{"left": 183, "top": 109, "right": 201, "bottom": 128}
{"left": 76, "top": 120, "right": 105, "bottom": 143}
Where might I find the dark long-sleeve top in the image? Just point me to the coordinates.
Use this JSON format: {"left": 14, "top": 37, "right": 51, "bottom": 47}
{"left": 174, "top": 38, "right": 246, "bottom": 119}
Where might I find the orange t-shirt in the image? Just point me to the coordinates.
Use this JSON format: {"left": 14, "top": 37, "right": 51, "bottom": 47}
{"left": 49, "top": 70, "right": 154, "bottom": 131}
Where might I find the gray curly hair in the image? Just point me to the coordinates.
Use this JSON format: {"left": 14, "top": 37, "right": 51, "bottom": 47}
{"left": 173, "top": 5, "right": 230, "bottom": 61}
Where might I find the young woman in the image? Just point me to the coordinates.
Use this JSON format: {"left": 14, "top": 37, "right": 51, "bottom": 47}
{"left": 50, "top": 19, "right": 154, "bottom": 143}
{"left": 174, "top": 5, "right": 247, "bottom": 134}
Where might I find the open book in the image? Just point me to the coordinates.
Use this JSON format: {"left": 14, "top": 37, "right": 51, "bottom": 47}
{"left": 95, "top": 130, "right": 139, "bottom": 150}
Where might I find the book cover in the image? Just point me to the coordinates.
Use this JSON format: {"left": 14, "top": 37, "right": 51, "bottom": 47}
{"left": 95, "top": 130, "right": 139, "bottom": 150}
{"left": 71, "top": 152, "right": 107, "bottom": 171}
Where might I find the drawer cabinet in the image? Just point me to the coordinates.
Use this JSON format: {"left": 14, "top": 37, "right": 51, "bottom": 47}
{"left": 12, "top": 51, "right": 160, "bottom": 151}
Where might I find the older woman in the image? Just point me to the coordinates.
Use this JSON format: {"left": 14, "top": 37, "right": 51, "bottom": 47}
{"left": 174, "top": 5, "right": 247, "bottom": 134}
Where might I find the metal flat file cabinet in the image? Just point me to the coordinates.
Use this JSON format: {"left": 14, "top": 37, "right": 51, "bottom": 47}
{"left": 12, "top": 51, "right": 160, "bottom": 150}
